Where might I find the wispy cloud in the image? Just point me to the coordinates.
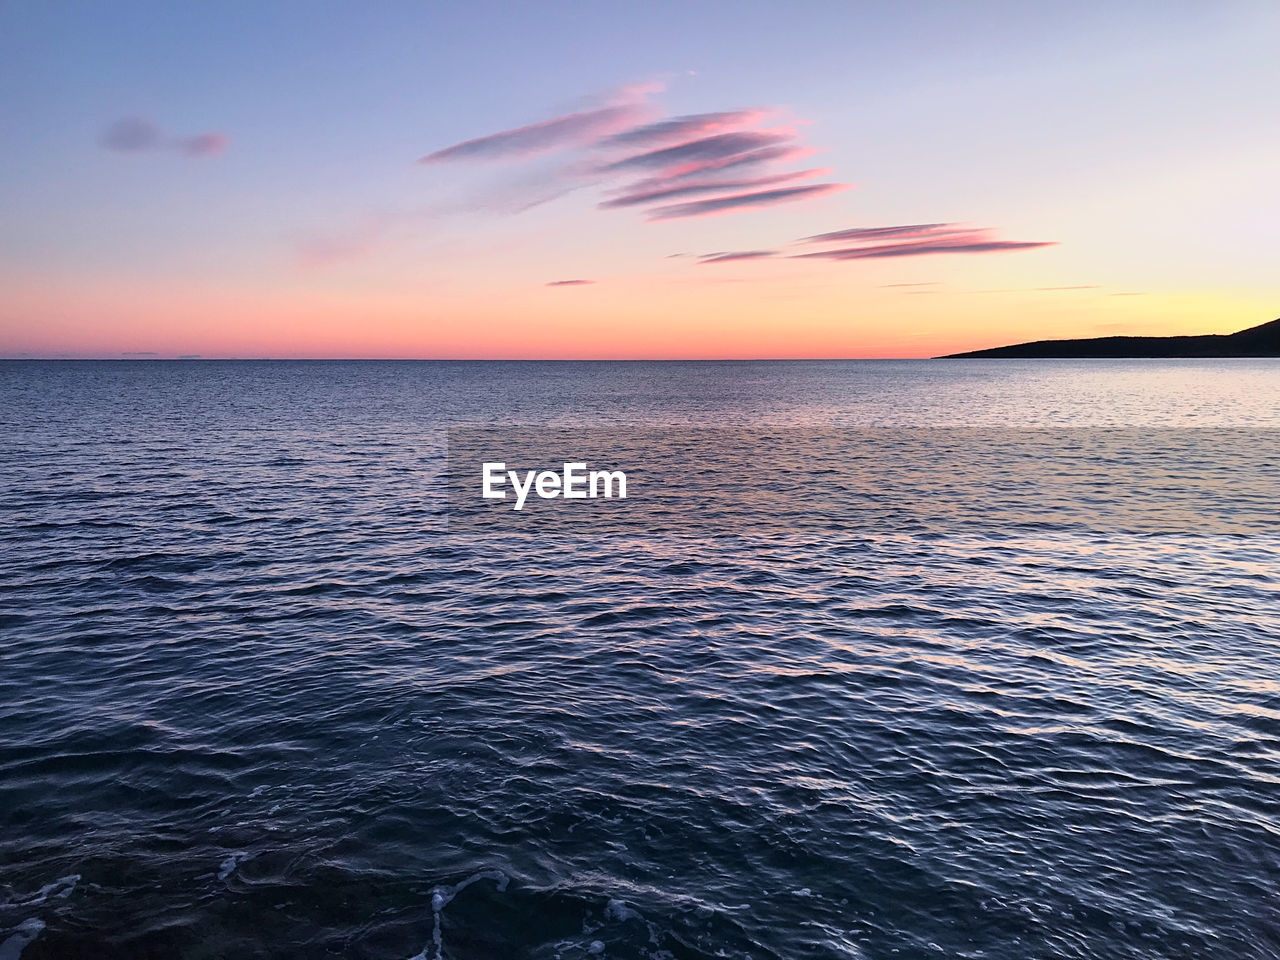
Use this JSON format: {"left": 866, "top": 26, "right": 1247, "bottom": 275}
{"left": 795, "top": 224, "right": 1054, "bottom": 260}
{"left": 597, "top": 109, "right": 770, "bottom": 149}
{"left": 698, "top": 250, "right": 778, "bottom": 263}
{"left": 413, "top": 86, "right": 849, "bottom": 226}
{"left": 599, "top": 168, "right": 829, "bottom": 209}
{"left": 99, "top": 117, "right": 228, "bottom": 157}
{"left": 646, "top": 144, "right": 817, "bottom": 183}
{"left": 599, "top": 129, "right": 796, "bottom": 174}
{"left": 307, "top": 84, "right": 1059, "bottom": 276}
{"left": 420, "top": 104, "right": 651, "bottom": 164}
{"left": 546, "top": 279, "right": 595, "bottom": 286}
{"left": 804, "top": 224, "right": 952, "bottom": 244}
{"left": 798, "top": 239, "right": 1054, "bottom": 259}
{"left": 649, "top": 184, "right": 849, "bottom": 221}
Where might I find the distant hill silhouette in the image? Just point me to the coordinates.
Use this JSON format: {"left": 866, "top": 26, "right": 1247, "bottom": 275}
{"left": 940, "top": 318, "right": 1280, "bottom": 358}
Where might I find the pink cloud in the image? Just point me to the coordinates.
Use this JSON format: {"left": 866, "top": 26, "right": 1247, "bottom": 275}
{"left": 698, "top": 250, "right": 778, "bottom": 263}
{"left": 179, "top": 133, "right": 229, "bottom": 157}
{"left": 600, "top": 129, "right": 798, "bottom": 174}
{"left": 803, "top": 224, "right": 953, "bottom": 244}
{"left": 795, "top": 225, "right": 1055, "bottom": 259}
{"left": 599, "top": 168, "right": 830, "bottom": 209}
{"left": 656, "top": 144, "right": 817, "bottom": 181}
{"left": 647, "top": 183, "right": 850, "bottom": 221}
{"left": 675, "top": 224, "right": 1058, "bottom": 270}
{"left": 597, "top": 109, "right": 771, "bottom": 149}
{"left": 302, "top": 85, "right": 878, "bottom": 268}
{"left": 412, "top": 88, "right": 843, "bottom": 226}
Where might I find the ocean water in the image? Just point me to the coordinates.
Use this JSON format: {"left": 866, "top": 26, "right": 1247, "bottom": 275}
{"left": 1, "top": 359, "right": 1278, "bottom": 960}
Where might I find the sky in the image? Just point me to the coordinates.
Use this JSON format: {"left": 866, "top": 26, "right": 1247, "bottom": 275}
{"left": 2, "top": 0, "right": 1278, "bottom": 359}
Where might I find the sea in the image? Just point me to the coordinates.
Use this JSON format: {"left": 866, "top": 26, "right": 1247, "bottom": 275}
{"left": 1, "top": 359, "right": 1278, "bottom": 960}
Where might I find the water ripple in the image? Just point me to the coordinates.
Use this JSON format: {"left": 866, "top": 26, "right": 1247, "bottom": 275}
{"left": 1, "top": 360, "right": 1278, "bottom": 958}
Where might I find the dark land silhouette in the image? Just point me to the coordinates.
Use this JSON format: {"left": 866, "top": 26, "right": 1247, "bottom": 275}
{"left": 941, "top": 318, "right": 1280, "bottom": 358}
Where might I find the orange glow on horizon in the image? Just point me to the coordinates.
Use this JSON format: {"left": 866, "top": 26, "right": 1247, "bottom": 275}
{"left": 2, "top": 271, "right": 1272, "bottom": 361}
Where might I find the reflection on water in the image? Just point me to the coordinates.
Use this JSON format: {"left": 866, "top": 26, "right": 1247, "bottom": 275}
{"left": 448, "top": 427, "right": 1278, "bottom": 536}
{"left": 1, "top": 360, "right": 1278, "bottom": 960}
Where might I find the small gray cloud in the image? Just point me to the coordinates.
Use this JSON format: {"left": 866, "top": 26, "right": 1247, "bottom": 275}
{"left": 546, "top": 279, "right": 595, "bottom": 286}
{"left": 100, "top": 117, "right": 163, "bottom": 152}
{"left": 99, "top": 117, "right": 228, "bottom": 158}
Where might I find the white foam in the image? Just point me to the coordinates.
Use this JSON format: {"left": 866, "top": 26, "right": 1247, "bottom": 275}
{"left": 4, "top": 875, "right": 78, "bottom": 908}
{"left": 0, "top": 918, "right": 45, "bottom": 960}
{"left": 408, "top": 870, "right": 509, "bottom": 960}
{"left": 218, "top": 852, "right": 251, "bottom": 880}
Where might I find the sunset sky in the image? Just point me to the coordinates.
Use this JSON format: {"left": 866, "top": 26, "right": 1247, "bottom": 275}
{"left": 3, "top": 1, "right": 1278, "bottom": 359}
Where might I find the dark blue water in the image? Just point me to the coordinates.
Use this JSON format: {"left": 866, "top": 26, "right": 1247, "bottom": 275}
{"left": 2, "top": 360, "right": 1278, "bottom": 960}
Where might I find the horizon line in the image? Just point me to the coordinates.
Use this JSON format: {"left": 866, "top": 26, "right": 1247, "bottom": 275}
{"left": 1, "top": 355, "right": 944, "bottom": 363}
